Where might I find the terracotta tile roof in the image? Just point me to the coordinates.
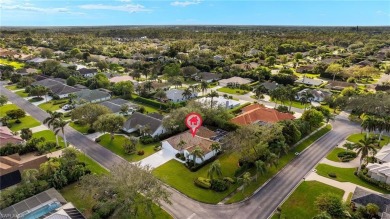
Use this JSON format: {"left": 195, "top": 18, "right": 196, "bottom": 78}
{"left": 190, "top": 126, "right": 216, "bottom": 139}
{"left": 231, "top": 104, "right": 295, "bottom": 125}
{"left": 166, "top": 127, "right": 217, "bottom": 154}
{"left": 0, "top": 126, "right": 23, "bottom": 146}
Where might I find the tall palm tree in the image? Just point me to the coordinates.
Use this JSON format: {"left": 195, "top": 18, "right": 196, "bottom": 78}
{"left": 200, "top": 81, "right": 208, "bottom": 95}
{"left": 361, "top": 115, "right": 376, "bottom": 138}
{"left": 299, "top": 91, "right": 314, "bottom": 111}
{"left": 254, "top": 160, "right": 266, "bottom": 181}
{"left": 270, "top": 141, "right": 289, "bottom": 157}
{"left": 210, "top": 142, "right": 221, "bottom": 157}
{"left": 207, "top": 160, "right": 222, "bottom": 180}
{"left": 144, "top": 81, "right": 153, "bottom": 92}
{"left": 285, "top": 85, "right": 298, "bottom": 111}
{"left": 264, "top": 152, "right": 279, "bottom": 168}
{"left": 190, "top": 146, "right": 205, "bottom": 166}
{"left": 189, "top": 85, "right": 200, "bottom": 93}
{"left": 207, "top": 91, "right": 219, "bottom": 108}
{"left": 182, "top": 88, "right": 192, "bottom": 100}
{"left": 353, "top": 136, "right": 379, "bottom": 172}
{"left": 177, "top": 138, "right": 186, "bottom": 154}
{"left": 39, "top": 159, "right": 61, "bottom": 177}
{"left": 54, "top": 118, "right": 69, "bottom": 147}
{"left": 239, "top": 172, "right": 252, "bottom": 192}
{"left": 43, "top": 111, "right": 63, "bottom": 146}
{"left": 254, "top": 84, "right": 267, "bottom": 100}
{"left": 22, "top": 169, "right": 39, "bottom": 183}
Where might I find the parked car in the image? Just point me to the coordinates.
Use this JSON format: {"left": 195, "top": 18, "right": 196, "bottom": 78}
{"left": 62, "top": 104, "right": 74, "bottom": 111}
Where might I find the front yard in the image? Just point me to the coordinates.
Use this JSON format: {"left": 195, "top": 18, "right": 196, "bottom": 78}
{"left": 38, "top": 99, "right": 68, "bottom": 111}
{"left": 0, "top": 104, "right": 19, "bottom": 117}
{"left": 346, "top": 133, "right": 390, "bottom": 146}
{"left": 5, "top": 85, "right": 20, "bottom": 91}
{"left": 32, "top": 130, "right": 66, "bottom": 147}
{"left": 8, "top": 116, "right": 40, "bottom": 131}
{"left": 15, "top": 90, "right": 29, "bottom": 97}
{"left": 326, "top": 148, "right": 347, "bottom": 162}
{"left": 69, "top": 122, "right": 90, "bottom": 134}
{"left": 272, "top": 181, "right": 344, "bottom": 219}
{"left": 217, "top": 87, "right": 248, "bottom": 95}
{"left": 98, "top": 134, "right": 159, "bottom": 162}
{"left": 152, "top": 153, "right": 241, "bottom": 204}
{"left": 315, "top": 163, "right": 389, "bottom": 194}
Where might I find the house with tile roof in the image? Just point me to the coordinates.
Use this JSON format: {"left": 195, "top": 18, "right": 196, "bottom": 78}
{"left": 162, "top": 127, "right": 219, "bottom": 164}
{"left": 0, "top": 126, "right": 23, "bottom": 147}
{"left": 231, "top": 104, "right": 295, "bottom": 126}
{"left": 122, "top": 112, "right": 166, "bottom": 137}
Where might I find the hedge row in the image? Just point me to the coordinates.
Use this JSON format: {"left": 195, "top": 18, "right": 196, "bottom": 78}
{"left": 134, "top": 96, "right": 168, "bottom": 110}
{"left": 228, "top": 102, "right": 251, "bottom": 115}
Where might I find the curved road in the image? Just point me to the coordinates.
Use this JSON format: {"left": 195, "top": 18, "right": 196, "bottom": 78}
{"left": 1, "top": 85, "right": 360, "bottom": 219}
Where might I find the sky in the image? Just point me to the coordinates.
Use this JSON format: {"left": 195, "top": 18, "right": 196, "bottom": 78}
{"left": 0, "top": 0, "right": 389, "bottom": 26}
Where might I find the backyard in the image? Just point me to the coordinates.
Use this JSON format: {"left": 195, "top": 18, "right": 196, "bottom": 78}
{"left": 98, "top": 134, "right": 160, "bottom": 162}
{"left": 217, "top": 87, "right": 248, "bottom": 95}
{"left": 152, "top": 153, "right": 241, "bottom": 204}
{"left": 271, "top": 181, "right": 344, "bottom": 219}
{"left": 315, "top": 163, "right": 389, "bottom": 194}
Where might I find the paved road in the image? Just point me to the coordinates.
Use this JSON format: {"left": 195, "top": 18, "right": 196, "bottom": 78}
{"left": 1, "top": 85, "right": 360, "bottom": 219}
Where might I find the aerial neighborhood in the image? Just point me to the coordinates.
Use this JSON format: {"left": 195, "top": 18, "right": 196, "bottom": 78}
{"left": 0, "top": 25, "right": 389, "bottom": 219}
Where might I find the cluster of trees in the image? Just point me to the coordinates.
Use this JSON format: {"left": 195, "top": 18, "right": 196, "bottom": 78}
{"left": 0, "top": 148, "right": 91, "bottom": 209}
{"left": 1, "top": 108, "right": 26, "bottom": 128}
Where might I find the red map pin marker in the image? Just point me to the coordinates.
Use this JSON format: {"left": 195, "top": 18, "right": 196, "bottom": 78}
{"left": 185, "top": 112, "right": 203, "bottom": 137}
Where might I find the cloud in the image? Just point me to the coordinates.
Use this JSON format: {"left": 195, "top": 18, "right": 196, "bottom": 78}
{"left": 376, "top": 10, "right": 390, "bottom": 17}
{"left": 171, "top": 0, "right": 201, "bottom": 7}
{"left": 79, "top": 3, "right": 150, "bottom": 13}
{"left": 117, "top": 0, "right": 132, "bottom": 2}
{"left": 1, "top": 4, "right": 70, "bottom": 13}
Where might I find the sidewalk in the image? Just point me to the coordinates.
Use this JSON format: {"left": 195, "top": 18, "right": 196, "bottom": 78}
{"left": 30, "top": 125, "right": 49, "bottom": 133}
{"left": 320, "top": 157, "right": 360, "bottom": 168}
{"left": 306, "top": 172, "right": 380, "bottom": 201}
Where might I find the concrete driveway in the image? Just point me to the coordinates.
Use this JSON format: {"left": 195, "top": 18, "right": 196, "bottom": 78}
{"left": 138, "top": 149, "right": 176, "bottom": 168}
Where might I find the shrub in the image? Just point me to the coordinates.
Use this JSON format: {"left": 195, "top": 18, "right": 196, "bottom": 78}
{"left": 175, "top": 153, "right": 181, "bottom": 158}
{"left": 134, "top": 96, "right": 168, "bottom": 110}
{"left": 337, "top": 151, "right": 357, "bottom": 162}
{"left": 194, "top": 177, "right": 211, "bottom": 189}
{"left": 137, "top": 150, "right": 144, "bottom": 156}
{"left": 234, "top": 162, "right": 250, "bottom": 177}
{"left": 276, "top": 105, "right": 289, "bottom": 113}
{"left": 87, "top": 128, "right": 95, "bottom": 134}
{"left": 211, "top": 179, "right": 229, "bottom": 192}
{"left": 223, "top": 177, "right": 236, "bottom": 184}
{"left": 15, "top": 119, "right": 21, "bottom": 124}
{"left": 95, "top": 138, "right": 101, "bottom": 143}
{"left": 328, "top": 173, "right": 337, "bottom": 178}
{"left": 139, "top": 135, "right": 156, "bottom": 144}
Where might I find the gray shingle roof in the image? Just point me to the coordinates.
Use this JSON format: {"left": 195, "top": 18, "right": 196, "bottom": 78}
{"left": 74, "top": 89, "right": 110, "bottom": 103}
{"left": 352, "top": 187, "right": 390, "bottom": 213}
{"left": 123, "top": 112, "right": 163, "bottom": 135}
{"left": 31, "top": 78, "right": 80, "bottom": 96}
{"left": 98, "top": 98, "right": 138, "bottom": 113}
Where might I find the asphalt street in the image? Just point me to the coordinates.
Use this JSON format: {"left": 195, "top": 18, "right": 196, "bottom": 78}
{"left": 1, "top": 85, "right": 361, "bottom": 219}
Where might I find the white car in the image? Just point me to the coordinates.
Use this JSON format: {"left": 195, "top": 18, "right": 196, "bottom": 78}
{"left": 62, "top": 104, "right": 74, "bottom": 111}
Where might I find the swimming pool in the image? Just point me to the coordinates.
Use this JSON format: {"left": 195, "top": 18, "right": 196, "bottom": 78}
{"left": 20, "top": 201, "right": 61, "bottom": 219}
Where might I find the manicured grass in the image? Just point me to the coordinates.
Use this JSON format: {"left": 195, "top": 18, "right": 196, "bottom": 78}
{"left": 316, "top": 164, "right": 389, "bottom": 194}
{"left": 273, "top": 181, "right": 344, "bottom": 219}
{"left": 69, "top": 122, "right": 90, "bottom": 134}
{"left": 326, "top": 148, "right": 346, "bottom": 162}
{"left": 8, "top": 116, "right": 40, "bottom": 131}
{"left": 15, "top": 90, "right": 29, "bottom": 97}
{"left": 131, "top": 101, "right": 159, "bottom": 113}
{"left": 153, "top": 153, "right": 241, "bottom": 204}
{"left": 5, "top": 85, "right": 20, "bottom": 91}
{"left": 32, "top": 130, "right": 66, "bottom": 147}
{"left": 0, "top": 58, "right": 24, "bottom": 69}
{"left": 38, "top": 101, "right": 62, "bottom": 111}
{"left": 347, "top": 133, "right": 390, "bottom": 146}
{"left": 0, "top": 104, "right": 20, "bottom": 117}
{"left": 76, "top": 153, "right": 108, "bottom": 175}
{"left": 294, "top": 72, "right": 320, "bottom": 79}
{"left": 271, "top": 100, "right": 306, "bottom": 110}
{"left": 226, "top": 124, "right": 332, "bottom": 203}
{"left": 293, "top": 124, "right": 332, "bottom": 153}
{"left": 98, "top": 134, "right": 159, "bottom": 162}
{"left": 217, "top": 87, "right": 248, "bottom": 95}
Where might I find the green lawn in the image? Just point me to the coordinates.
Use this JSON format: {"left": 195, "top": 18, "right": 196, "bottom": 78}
{"left": 69, "top": 122, "right": 90, "bottom": 134}
{"left": 0, "top": 104, "right": 20, "bottom": 117}
{"left": 131, "top": 101, "right": 159, "bottom": 114}
{"left": 98, "top": 134, "right": 159, "bottom": 162}
{"left": 272, "top": 181, "right": 344, "bottom": 219}
{"left": 0, "top": 58, "right": 24, "bottom": 69}
{"left": 32, "top": 130, "right": 66, "bottom": 147}
{"left": 15, "top": 90, "right": 29, "bottom": 97}
{"left": 347, "top": 133, "right": 390, "bottom": 146}
{"left": 76, "top": 153, "right": 108, "bottom": 175}
{"left": 326, "top": 148, "right": 346, "bottom": 162}
{"left": 226, "top": 124, "right": 332, "bottom": 203}
{"left": 294, "top": 72, "right": 320, "bottom": 79}
{"left": 316, "top": 164, "right": 389, "bottom": 194}
{"left": 38, "top": 100, "right": 63, "bottom": 111}
{"left": 5, "top": 85, "right": 21, "bottom": 91}
{"left": 217, "top": 87, "right": 248, "bottom": 95}
{"left": 8, "top": 116, "right": 40, "bottom": 131}
{"left": 153, "top": 153, "right": 241, "bottom": 204}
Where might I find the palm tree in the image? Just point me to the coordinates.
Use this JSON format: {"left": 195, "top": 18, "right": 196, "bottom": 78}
{"left": 22, "top": 169, "right": 39, "bottom": 183}
{"left": 285, "top": 85, "right": 298, "bottom": 111}
{"left": 299, "top": 91, "right": 314, "bottom": 110}
{"left": 200, "top": 81, "right": 208, "bottom": 95}
{"left": 54, "top": 118, "right": 69, "bottom": 147}
{"left": 43, "top": 111, "right": 63, "bottom": 146}
{"left": 39, "top": 159, "right": 61, "bottom": 177}
{"left": 254, "top": 84, "right": 267, "bottom": 100}
{"left": 177, "top": 138, "right": 186, "bottom": 154}
{"left": 264, "top": 152, "right": 279, "bottom": 168}
{"left": 68, "top": 93, "right": 77, "bottom": 106}
{"left": 190, "top": 146, "right": 205, "bottom": 166}
{"left": 270, "top": 141, "right": 289, "bottom": 157}
{"left": 361, "top": 114, "right": 376, "bottom": 138}
{"left": 353, "top": 136, "right": 379, "bottom": 172}
{"left": 207, "top": 91, "right": 219, "bottom": 108}
{"left": 254, "top": 160, "right": 266, "bottom": 181}
{"left": 210, "top": 143, "right": 221, "bottom": 157}
{"left": 189, "top": 85, "right": 200, "bottom": 93}
{"left": 144, "top": 81, "right": 153, "bottom": 92}
{"left": 182, "top": 88, "right": 192, "bottom": 100}
{"left": 239, "top": 172, "right": 252, "bottom": 192}
{"left": 207, "top": 160, "right": 222, "bottom": 180}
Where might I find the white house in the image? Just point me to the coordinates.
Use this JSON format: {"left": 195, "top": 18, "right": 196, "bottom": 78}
{"left": 122, "top": 112, "right": 166, "bottom": 137}
{"left": 375, "top": 143, "right": 390, "bottom": 163}
{"left": 196, "top": 96, "right": 240, "bottom": 109}
{"left": 366, "top": 163, "right": 390, "bottom": 185}
{"left": 162, "top": 127, "right": 219, "bottom": 164}
{"left": 296, "top": 88, "right": 332, "bottom": 102}
{"left": 78, "top": 68, "right": 98, "bottom": 78}
{"left": 166, "top": 89, "right": 197, "bottom": 103}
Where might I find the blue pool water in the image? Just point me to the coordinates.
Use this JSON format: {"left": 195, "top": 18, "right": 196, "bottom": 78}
{"left": 21, "top": 202, "right": 61, "bottom": 219}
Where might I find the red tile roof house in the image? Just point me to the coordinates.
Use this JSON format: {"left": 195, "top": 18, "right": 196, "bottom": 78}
{"left": 0, "top": 126, "right": 23, "bottom": 147}
{"left": 231, "top": 104, "right": 295, "bottom": 126}
{"left": 161, "top": 127, "right": 219, "bottom": 164}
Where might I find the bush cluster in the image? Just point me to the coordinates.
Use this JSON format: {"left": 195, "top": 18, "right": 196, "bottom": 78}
{"left": 134, "top": 96, "right": 168, "bottom": 110}
{"left": 139, "top": 135, "right": 156, "bottom": 144}
{"left": 194, "top": 177, "right": 211, "bottom": 189}
{"left": 337, "top": 151, "right": 357, "bottom": 162}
